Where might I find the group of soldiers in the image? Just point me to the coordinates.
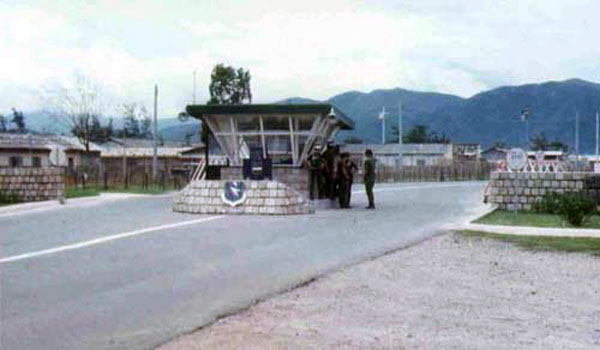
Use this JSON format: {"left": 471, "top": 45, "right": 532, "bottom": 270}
{"left": 306, "top": 143, "right": 376, "bottom": 209}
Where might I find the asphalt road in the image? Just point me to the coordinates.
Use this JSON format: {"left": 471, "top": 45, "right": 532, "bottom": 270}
{"left": 1, "top": 181, "right": 486, "bottom": 350}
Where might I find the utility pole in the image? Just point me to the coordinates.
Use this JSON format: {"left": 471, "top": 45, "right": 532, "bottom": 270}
{"left": 193, "top": 70, "right": 197, "bottom": 104}
{"left": 398, "top": 100, "right": 403, "bottom": 169}
{"left": 153, "top": 84, "right": 158, "bottom": 181}
{"left": 575, "top": 111, "right": 579, "bottom": 164}
{"left": 596, "top": 111, "right": 600, "bottom": 161}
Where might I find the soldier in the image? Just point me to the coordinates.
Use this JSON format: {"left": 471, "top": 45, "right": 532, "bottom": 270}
{"left": 346, "top": 155, "right": 358, "bottom": 208}
{"left": 306, "top": 147, "right": 323, "bottom": 200}
{"left": 322, "top": 143, "right": 336, "bottom": 199}
{"left": 337, "top": 152, "right": 352, "bottom": 208}
{"left": 363, "top": 149, "right": 376, "bottom": 209}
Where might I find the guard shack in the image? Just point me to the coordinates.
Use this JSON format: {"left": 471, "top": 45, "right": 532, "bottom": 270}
{"left": 173, "top": 104, "right": 354, "bottom": 215}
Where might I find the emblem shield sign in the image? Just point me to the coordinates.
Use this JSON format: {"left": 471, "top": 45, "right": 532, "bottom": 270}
{"left": 221, "top": 181, "right": 247, "bottom": 207}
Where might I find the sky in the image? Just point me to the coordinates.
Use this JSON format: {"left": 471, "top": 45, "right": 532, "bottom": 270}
{"left": 2, "top": 0, "right": 600, "bottom": 117}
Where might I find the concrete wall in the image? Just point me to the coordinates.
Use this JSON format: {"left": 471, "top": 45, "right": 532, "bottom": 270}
{"left": 173, "top": 180, "right": 313, "bottom": 215}
{"left": 487, "top": 172, "right": 594, "bottom": 210}
{"left": 221, "top": 166, "right": 309, "bottom": 197}
{"left": 0, "top": 167, "right": 65, "bottom": 202}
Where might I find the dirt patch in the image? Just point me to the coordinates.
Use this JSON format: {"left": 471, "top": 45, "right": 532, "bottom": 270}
{"left": 158, "top": 233, "right": 600, "bottom": 350}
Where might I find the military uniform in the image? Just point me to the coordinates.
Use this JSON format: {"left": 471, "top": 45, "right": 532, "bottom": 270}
{"left": 337, "top": 154, "right": 351, "bottom": 208}
{"left": 363, "top": 156, "right": 376, "bottom": 209}
{"left": 346, "top": 159, "right": 358, "bottom": 208}
{"left": 307, "top": 151, "right": 323, "bottom": 200}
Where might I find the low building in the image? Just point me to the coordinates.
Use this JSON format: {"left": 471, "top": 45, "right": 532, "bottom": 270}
{"left": 341, "top": 143, "right": 453, "bottom": 167}
{"left": 453, "top": 143, "right": 481, "bottom": 161}
{"left": 0, "top": 133, "right": 103, "bottom": 170}
{"left": 481, "top": 146, "right": 508, "bottom": 163}
{"left": 0, "top": 133, "right": 52, "bottom": 167}
{"left": 99, "top": 137, "right": 227, "bottom": 183}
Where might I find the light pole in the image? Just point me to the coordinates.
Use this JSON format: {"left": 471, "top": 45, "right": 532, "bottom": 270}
{"left": 520, "top": 108, "right": 531, "bottom": 150}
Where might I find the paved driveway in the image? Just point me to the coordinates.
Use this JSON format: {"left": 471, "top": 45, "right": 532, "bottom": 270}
{"left": 1, "top": 182, "right": 485, "bottom": 350}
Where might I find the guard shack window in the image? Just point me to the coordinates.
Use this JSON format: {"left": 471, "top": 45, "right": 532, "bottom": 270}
{"left": 187, "top": 105, "right": 354, "bottom": 168}
{"left": 31, "top": 156, "right": 41, "bottom": 167}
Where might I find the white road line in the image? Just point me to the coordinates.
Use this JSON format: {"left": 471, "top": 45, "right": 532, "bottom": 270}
{"left": 0, "top": 215, "right": 225, "bottom": 264}
{"left": 1, "top": 182, "right": 482, "bottom": 264}
{"left": 352, "top": 182, "right": 482, "bottom": 194}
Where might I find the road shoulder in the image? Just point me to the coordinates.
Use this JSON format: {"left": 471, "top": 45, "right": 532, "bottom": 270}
{"left": 157, "top": 232, "right": 600, "bottom": 350}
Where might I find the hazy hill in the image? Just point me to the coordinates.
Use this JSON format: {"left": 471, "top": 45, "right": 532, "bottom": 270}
{"left": 11, "top": 78, "right": 600, "bottom": 152}
{"left": 426, "top": 79, "right": 600, "bottom": 151}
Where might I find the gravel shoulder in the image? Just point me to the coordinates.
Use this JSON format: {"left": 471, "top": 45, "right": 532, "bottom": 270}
{"left": 158, "top": 233, "right": 600, "bottom": 350}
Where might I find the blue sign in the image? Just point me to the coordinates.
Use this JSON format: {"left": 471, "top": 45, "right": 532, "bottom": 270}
{"left": 221, "top": 181, "right": 247, "bottom": 207}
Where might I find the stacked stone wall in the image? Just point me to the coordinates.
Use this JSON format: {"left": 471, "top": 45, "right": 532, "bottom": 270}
{"left": 221, "top": 167, "right": 309, "bottom": 196}
{"left": 173, "top": 180, "right": 314, "bottom": 215}
{"left": 0, "top": 167, "right": 65, "bottom": 202}
{"left": 487, "top": 172, "right": 593, "bottom": 210}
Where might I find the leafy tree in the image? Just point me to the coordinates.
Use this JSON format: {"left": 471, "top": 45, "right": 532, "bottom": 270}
{"left": 140, "top": 110, "right": 152, "bottom": 138}
{"left": 390, "top": 124, "right": 450, "bottom": 144}
{"left": 530, "top": 133, "right": 568, "bottom": 152}
{"left": 0, "top": 114, "right": 6, "bottom": 132}
{"left": 531, "top": 133, "right": 549, "bottom": 151}
{"left": 11, "top": 108, "right": 26, "bottom": 133}
{"left": 344, "top": 136, "right": 364, "bottom": 144}
{"left": 106, "top": 118, "right": 114, "bottom": 139}
{"left": 208, "top": 64, "right": 252, "bottom": 105}
{"left": 121, "top": 103, "right": 140, "bottom": 137}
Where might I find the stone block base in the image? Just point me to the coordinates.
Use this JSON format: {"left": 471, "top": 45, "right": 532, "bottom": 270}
{"left": 173, "top": 180, "right": 314, "bottom": 215}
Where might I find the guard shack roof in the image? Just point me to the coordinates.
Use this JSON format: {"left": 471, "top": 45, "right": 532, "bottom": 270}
{"left": 186, "top": 104, "right": 354, "bottom": 130}
{"left": 185, "top": 104, "right": 354, "bottom": 167}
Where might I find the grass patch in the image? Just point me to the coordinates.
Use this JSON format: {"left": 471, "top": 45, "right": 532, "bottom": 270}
{"left": 473, "top": 209, "right": 600, "bottom": 229}
{"left": 101, "top": 185, "right": 175, "bottom": 195}
{"left": 65, "top": 187, "right": 101, "bottom": 198}
{"left": 0, "top": 192, "right": 22, "bottom": 207}
{"left": 65, "top": 185, "right": 175, "bottom": 198}
{"left": 461, "top": 230, "right": 600, "bottom": 256}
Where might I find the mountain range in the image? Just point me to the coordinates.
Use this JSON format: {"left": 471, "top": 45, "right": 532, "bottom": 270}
{"left": 286, "top": 78, "right": 600, "bottom": 153}
{"left": 8, "top": 78, "right": 600, "bottom": 152}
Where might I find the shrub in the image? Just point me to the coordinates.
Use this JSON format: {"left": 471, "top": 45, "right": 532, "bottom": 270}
{"left": 533, "top": 192, "right": 562, "bottom": 214}
{"left": 0, "top": 192, "right": 21, "bottom": 205}
{"left": 557, "top": 193, "right": 597, "bottom": 227}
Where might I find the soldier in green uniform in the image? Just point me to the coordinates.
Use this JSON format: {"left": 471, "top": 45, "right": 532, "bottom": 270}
{"left": 306, "top": 147, "right": 323, "bottom": 200}
{"left": 337, "top": 152, "right": 351, "bottom": 208}
{"left": 363, "top": 149, "right": 376, "bottom": 209}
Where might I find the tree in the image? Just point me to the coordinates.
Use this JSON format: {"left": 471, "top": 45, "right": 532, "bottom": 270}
{"left": 208, "top": 64, "right": 252, "bottom": 105}
{"left": 530, "top": 133, "right": 568, "bottom": 152}
{"left": 121, "top": 103, "right": 151, "bottom": 138}
{"left": 344, "top": 136, "right": 364, "bottom": 144}
{"left": 140, "top": 109, "right": 152, "bottom": 138}
{"left": 11, "top": 108, "right": 26, "bottom": 133}
{"left": 531, "top": 133, "right": 549, "bottom": 151}
{"left": 0, "top": 114, "right": 6, "bottom": 132}
{"left": 43, "top": 73, "right": 107, "bottom": 153}
{"left": 393, "top": 124, "right": 450, "bottom": 144}
{"left": 121, "top": 103, "right": 140, "bottom": 137}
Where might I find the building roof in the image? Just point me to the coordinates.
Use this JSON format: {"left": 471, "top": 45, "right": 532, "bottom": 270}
{"left": 101, "top": 147, "right": 194, "bottom": 158}
{"left": 342, "top": 143, "right": 452, "bottom": 155}
{"left": 103, "top": 137, "right": 204, "bottom": 149}
{"left": 0, "top": 133, "right": 104, "bottom": 152}
{"left": 185, "top": 104, "right": 355, "bottom": 130}
{"left": 0, "top": 133, "right": 52, "bottom": 151}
